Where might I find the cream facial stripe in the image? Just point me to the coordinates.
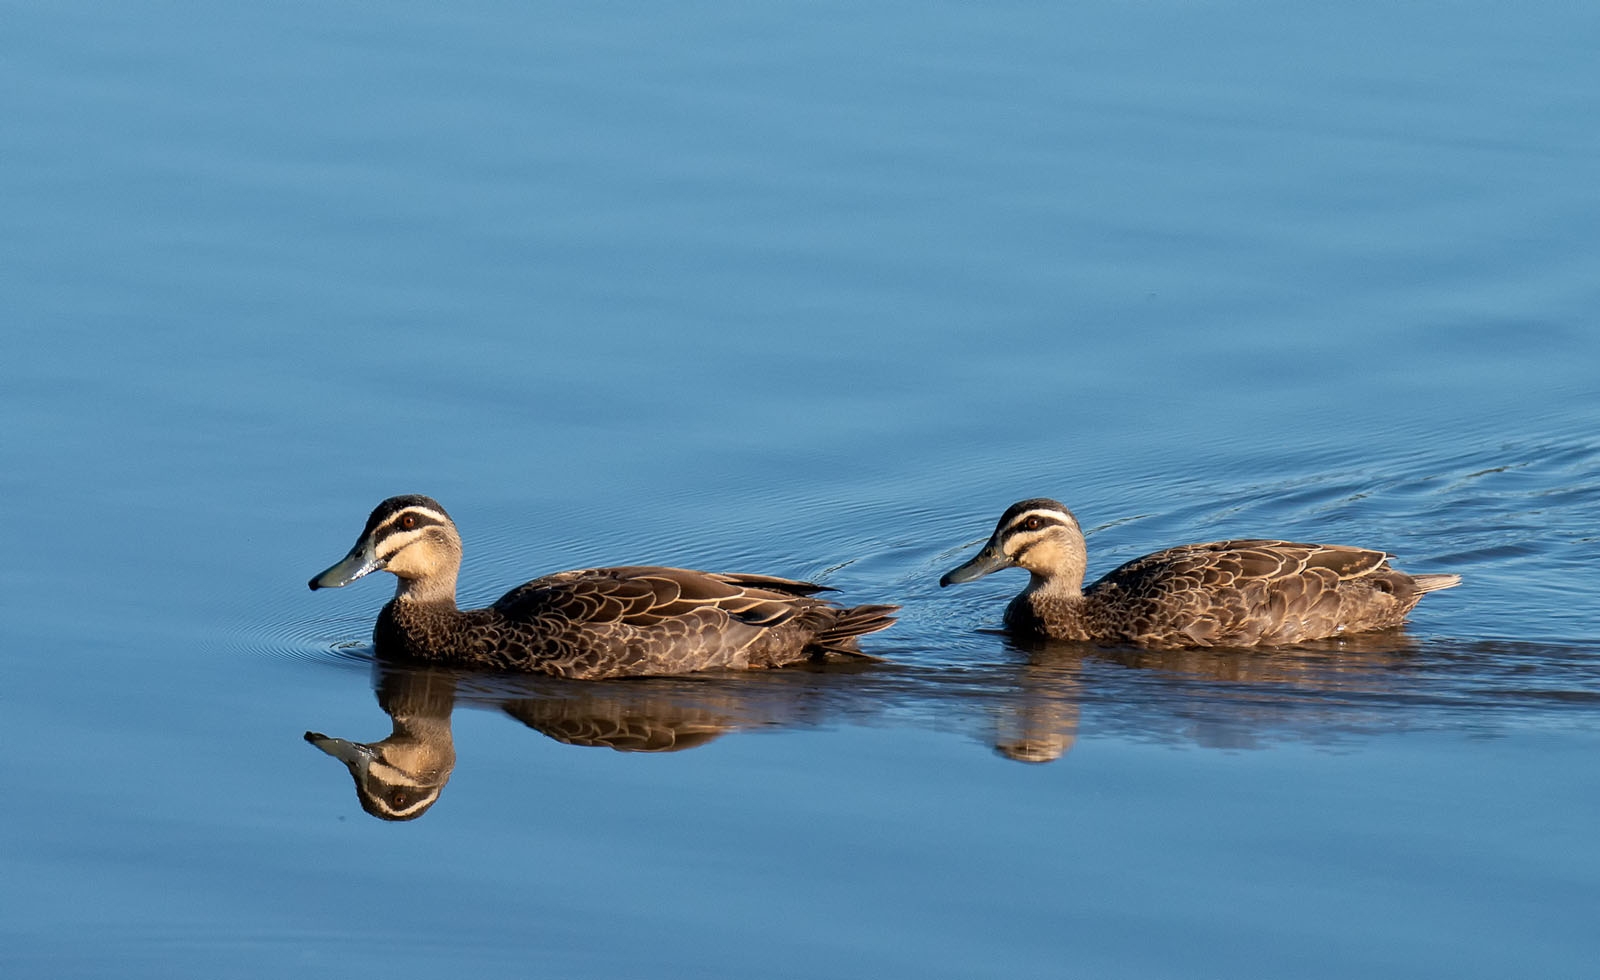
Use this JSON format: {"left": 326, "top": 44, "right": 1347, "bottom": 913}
{"left": 1002, "top": 509, "right": 1072, "bottom": 536}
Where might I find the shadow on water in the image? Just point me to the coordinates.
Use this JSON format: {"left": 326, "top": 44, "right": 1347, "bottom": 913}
{"left": 305, "top": 630, "right": 1600, "bottom": 819}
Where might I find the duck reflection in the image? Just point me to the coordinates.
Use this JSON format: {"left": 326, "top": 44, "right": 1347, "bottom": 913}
{"left": 990, "top": 644, "right": 1083, "bottom": 764}
{"left": 306, "top": 659, "right": 888, "bottom": 820}
{"left": 307, "top": 630, "right": 1442, "bottom": 818}
{"left": 305, "top": 666, "right": 458, "bottom": 821}
{"left": 991, "top": 628, "right": 1432, "bottom": 761}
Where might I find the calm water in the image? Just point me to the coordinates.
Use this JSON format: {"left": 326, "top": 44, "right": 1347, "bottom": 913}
{"left": 5, "top": 1, "right": 1599, "bottom": 977}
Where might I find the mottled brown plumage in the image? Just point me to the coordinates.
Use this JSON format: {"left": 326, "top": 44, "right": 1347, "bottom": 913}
{"left": 940, "top": 498, "right": 1460, "bottom": 648}
{"left": 309, "top": 495, "right": 897, "bottom": 678}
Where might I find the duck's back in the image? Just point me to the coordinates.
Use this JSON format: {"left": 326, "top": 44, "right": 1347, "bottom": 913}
{"left": 1073, "top": 540, "right": 1444, "bottom": 647}
{"left": 390, "top": 565, "right": 885, "bottom": 677}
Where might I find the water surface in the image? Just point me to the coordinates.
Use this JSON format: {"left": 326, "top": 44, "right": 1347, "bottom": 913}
{"left": 4, "top": 2, "right": 1598, "bottom": 978}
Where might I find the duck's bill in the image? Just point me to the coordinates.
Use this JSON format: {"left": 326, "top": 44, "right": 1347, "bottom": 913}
{"left": 939, "top": 543, "right": 1011, "bottom": 586}
{"left": 304, "top": 731, "right": 375, "bottom": 772}
{"left": 308, "top": 544, "right": 383, "bottom": 590}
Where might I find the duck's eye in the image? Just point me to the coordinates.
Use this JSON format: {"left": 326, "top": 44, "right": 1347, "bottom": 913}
{"left": 1022, "top": 517, "right": 1043, "bottom": 531}
{"left": 398, "top": 513, "right": 418, "bottom": 530}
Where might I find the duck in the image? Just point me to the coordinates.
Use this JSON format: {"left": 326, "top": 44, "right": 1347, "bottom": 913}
{"left": 939, "top": 498, "right": 1459, "bottom": 648}
{"left": 310, "top": 495, "right": 898, "bottom": 678}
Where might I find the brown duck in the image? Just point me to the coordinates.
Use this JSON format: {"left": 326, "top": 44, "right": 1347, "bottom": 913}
{"left": 940, "top": 498, "right": 1459, "bottom": 648}
{"left": 310, "top": 495, "right": 897, "bottom": 678}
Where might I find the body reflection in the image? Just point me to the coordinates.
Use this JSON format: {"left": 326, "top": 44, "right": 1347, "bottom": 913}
{"left": 992, "top": 629, "right": 1437, "bottom": 762}
{"left": 306, "top": 659, "right": 894, "bottom": 820}
{"left": 305, "top": 632, "right": 1563, "bottom": 818}
{"left": 991, "top": 647, "right": 1082, "bottom": 764}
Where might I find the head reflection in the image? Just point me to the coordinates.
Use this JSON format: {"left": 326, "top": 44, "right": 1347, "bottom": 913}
{"left": 305, "top": 665, "right": 458, "bottom": 821}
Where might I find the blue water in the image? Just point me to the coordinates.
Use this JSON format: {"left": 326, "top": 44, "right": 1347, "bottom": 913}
{"left": 4, "top": 2, "right": 1599, "bottom": 977}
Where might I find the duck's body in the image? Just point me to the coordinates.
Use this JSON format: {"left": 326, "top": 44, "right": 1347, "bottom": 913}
{"left": 941, "top": 499, "right": 1459, "bottom": 648}
{"left": 311, "top": 495, "right": 897, "bottom": 678}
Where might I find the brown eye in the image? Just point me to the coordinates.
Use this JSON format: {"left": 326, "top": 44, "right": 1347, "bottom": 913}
{"left": 1022, "top": 517, "right": 1042, "bottom": 531}
{"left": 399, "top": 513, "right": 417, "bottom": 530}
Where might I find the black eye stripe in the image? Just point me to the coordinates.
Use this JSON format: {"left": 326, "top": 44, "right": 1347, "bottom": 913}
{"left": 382, "top": 511, "right": 444, "bottom": 535}
{"left": 1004, "top": 513, "right": 1069, "bottom": 535}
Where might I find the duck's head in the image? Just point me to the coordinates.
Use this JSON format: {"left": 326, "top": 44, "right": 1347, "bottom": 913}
{"left": 939, "top": 498, "right": 1088, "bottom": 590}
{"left": 309, "top": 495, "right": 464, "bottom": 603}
{"left": 304, "top": 729, "right": 453, "bottom": 822}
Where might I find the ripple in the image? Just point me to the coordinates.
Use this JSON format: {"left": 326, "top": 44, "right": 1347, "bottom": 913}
{"left": 255, "top": 434, "right": 1600, "bottom": 729}
{"left": 229, "top": 605, "right": 376, "bottom": 671}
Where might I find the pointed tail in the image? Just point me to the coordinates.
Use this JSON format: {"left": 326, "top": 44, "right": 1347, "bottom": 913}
{"left": 812, "top": 603, "right": 900, "bottom": 658}
{"left": 1413, "top": 573, "right": 1462, "bottom": 594}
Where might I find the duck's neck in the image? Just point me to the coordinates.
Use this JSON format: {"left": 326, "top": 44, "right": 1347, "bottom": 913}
{"left": 392, "top": 572, "right": 460, "bottom": 608}
{"left": 1015, "top": 528, "right": 1089, "bottom": 601}
{"left": 1026, "top": 552, "right": 1087, "bottom": 596}
{"left": 379, "top": 573, "right": 463, "bottom": 656}
{"left": 1010, "top": 571, "right": 1089, "bottom": 639}
{"left": 1023, "top": 571, "right": 1085, "bottom": 606}
{"left": 376, "top": 588, "right": 470, "bottom": 661}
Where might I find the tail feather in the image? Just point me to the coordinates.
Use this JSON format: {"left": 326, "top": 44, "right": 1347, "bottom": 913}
{"left": 1413, "top": 573, "right": 1461, "bottom": 594}
{"left": 812, "top": 603, "right": 900, "bottom": 657}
